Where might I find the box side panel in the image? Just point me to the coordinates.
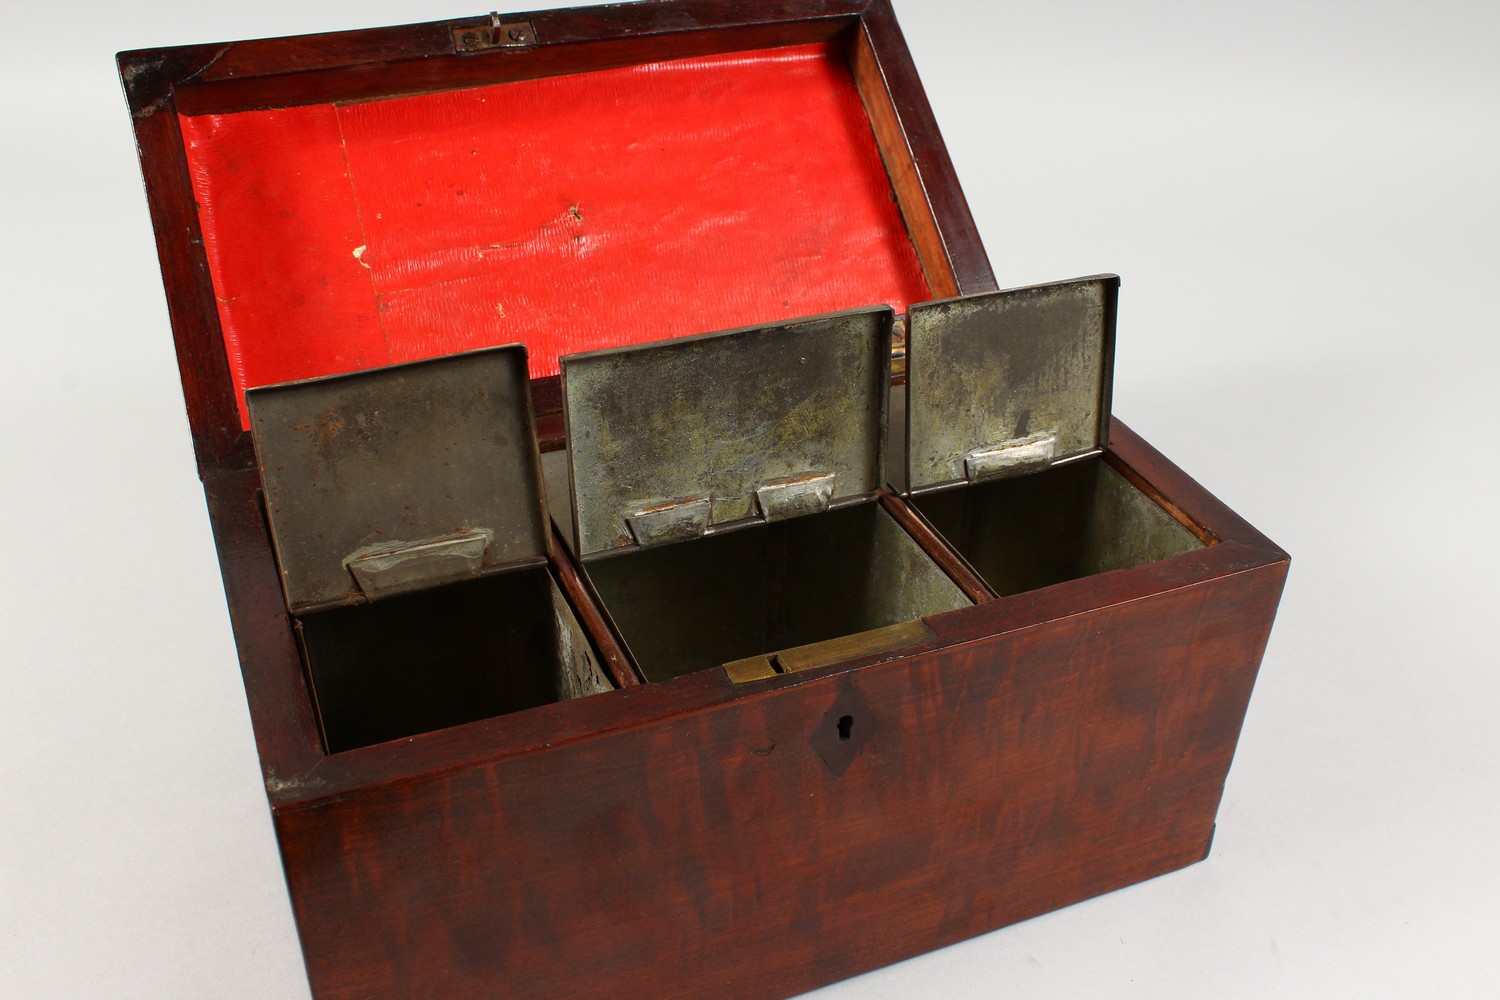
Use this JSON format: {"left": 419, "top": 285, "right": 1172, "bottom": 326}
{"left": 276, "top": 558, "right": 1286, "bottom": 999}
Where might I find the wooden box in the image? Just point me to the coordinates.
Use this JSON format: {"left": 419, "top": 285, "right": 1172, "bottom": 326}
{"left": 118, "top": 2, "right": 1289, "bottom": 997}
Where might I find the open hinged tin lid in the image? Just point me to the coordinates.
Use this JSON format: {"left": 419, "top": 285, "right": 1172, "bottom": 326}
{"left": 562, "top": 307, "right": 893, "bottom": 559}
{"left": 246, "top": 346, "right": 548, "bottom": 613}
{"left": 905, "top": 276, "right": 1119, "bottom": 494}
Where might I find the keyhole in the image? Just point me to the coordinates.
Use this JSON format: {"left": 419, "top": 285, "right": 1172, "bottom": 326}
{"left": 837, "top": 715, "right": 854, "bottom": 742}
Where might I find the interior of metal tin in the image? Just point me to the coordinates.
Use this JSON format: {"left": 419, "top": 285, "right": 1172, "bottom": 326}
{"left": 296, "top": 567, "right": 610, "bottom": 754}
{"left": 559, "top": 300, "right": 972, "bottom": 683}
{"left": 897, "top": 276, "right": 1205, "bottom": 597}
{"left": 245, "top": 346, "right": 611, "bottom": 755}
{"left": 583, "top": 501, "right": 971, "bottom": 683}
{"left": 910, "top": 457, "right": 1205, "bottom": 599}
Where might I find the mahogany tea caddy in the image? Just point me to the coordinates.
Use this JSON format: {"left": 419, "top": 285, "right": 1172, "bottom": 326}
{"left": 119, "top": 3, "right": 1289, "bottom": 996}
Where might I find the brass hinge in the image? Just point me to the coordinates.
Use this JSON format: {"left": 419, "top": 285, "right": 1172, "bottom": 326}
{"left": 452, "top": 13, "right": 537, "bottom": 54}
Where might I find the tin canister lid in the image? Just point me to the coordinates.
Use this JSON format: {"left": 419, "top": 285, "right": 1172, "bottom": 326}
{"left": 905, "top": 276, "right": 1118, "bottom": 494}
{"left": 561, "top": 307, "right": 892, "bottom": 560}
{"left": 247, "top": 345, "right": 548, "bottom": 612}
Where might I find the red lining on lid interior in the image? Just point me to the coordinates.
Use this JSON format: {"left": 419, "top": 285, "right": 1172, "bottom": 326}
{"left": 179, "top": 42, "right": 932, "bottom": 429}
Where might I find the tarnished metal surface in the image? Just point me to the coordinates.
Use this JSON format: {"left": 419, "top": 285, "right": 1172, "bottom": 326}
{"left": 755, "top": 471, "right": 837, "bottom": 522}
{"left": 562, "top": 307, "right": 892, "bottom": 559}
{"left": 964, "top": 432, "right": 1057, "bottom": 481}
{"left": 1083, "top": 461, "right": 1203, "bottom": 577}
{"left": 625, "top": 497, "right": 713, "bottom": 548}
{"left": 721, "top": 585, "right": 946, "bottom": 687}
{"left": 906, "top": 276, "right": 1118, "bottom": 494}
{"left": 775, "top": 619, "right": 935, "bottom": 674}
{"left": 550, "top": 574, "right": 614, "bottom": 704}
{"left": 344, "top": 528, "right": 495, "bottom": 601}
{"left": 451, "top": 15, "right": 536, "bottom": 53}
{"left": 247, "top": 346, "right": 548, "bottom": 613}
{"left": 722, "top": 654, "right": 780, "bottom": 685}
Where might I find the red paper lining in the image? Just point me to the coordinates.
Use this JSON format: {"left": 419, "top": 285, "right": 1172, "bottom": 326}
{"left": 179, "top": 43, "right": 931, "bottom": 428}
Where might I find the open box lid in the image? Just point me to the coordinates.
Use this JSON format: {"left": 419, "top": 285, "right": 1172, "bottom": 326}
{"left": 117, "top": 10, "right": 987, "bottom": 476}
{"left": 561, "top": 307, "right": 892, "bottom": 559}
{"left": 246, "top": 346, "right": 548, "bottom": 613}
{"left": 904, "top": 276, "right": 1119, "bottom": 495}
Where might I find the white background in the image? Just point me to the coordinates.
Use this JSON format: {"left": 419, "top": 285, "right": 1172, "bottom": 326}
{"left": 3, "top": 0, "right": 1497, "bottom": 996}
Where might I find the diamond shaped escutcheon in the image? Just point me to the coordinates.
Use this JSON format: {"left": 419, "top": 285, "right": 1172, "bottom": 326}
{"left": 812, "top": 682, "right": 876, "bottom": 778}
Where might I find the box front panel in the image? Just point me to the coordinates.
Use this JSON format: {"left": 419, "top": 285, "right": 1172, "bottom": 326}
{"left": 276, "top": 558, "right": 1285, "bottom": 999}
